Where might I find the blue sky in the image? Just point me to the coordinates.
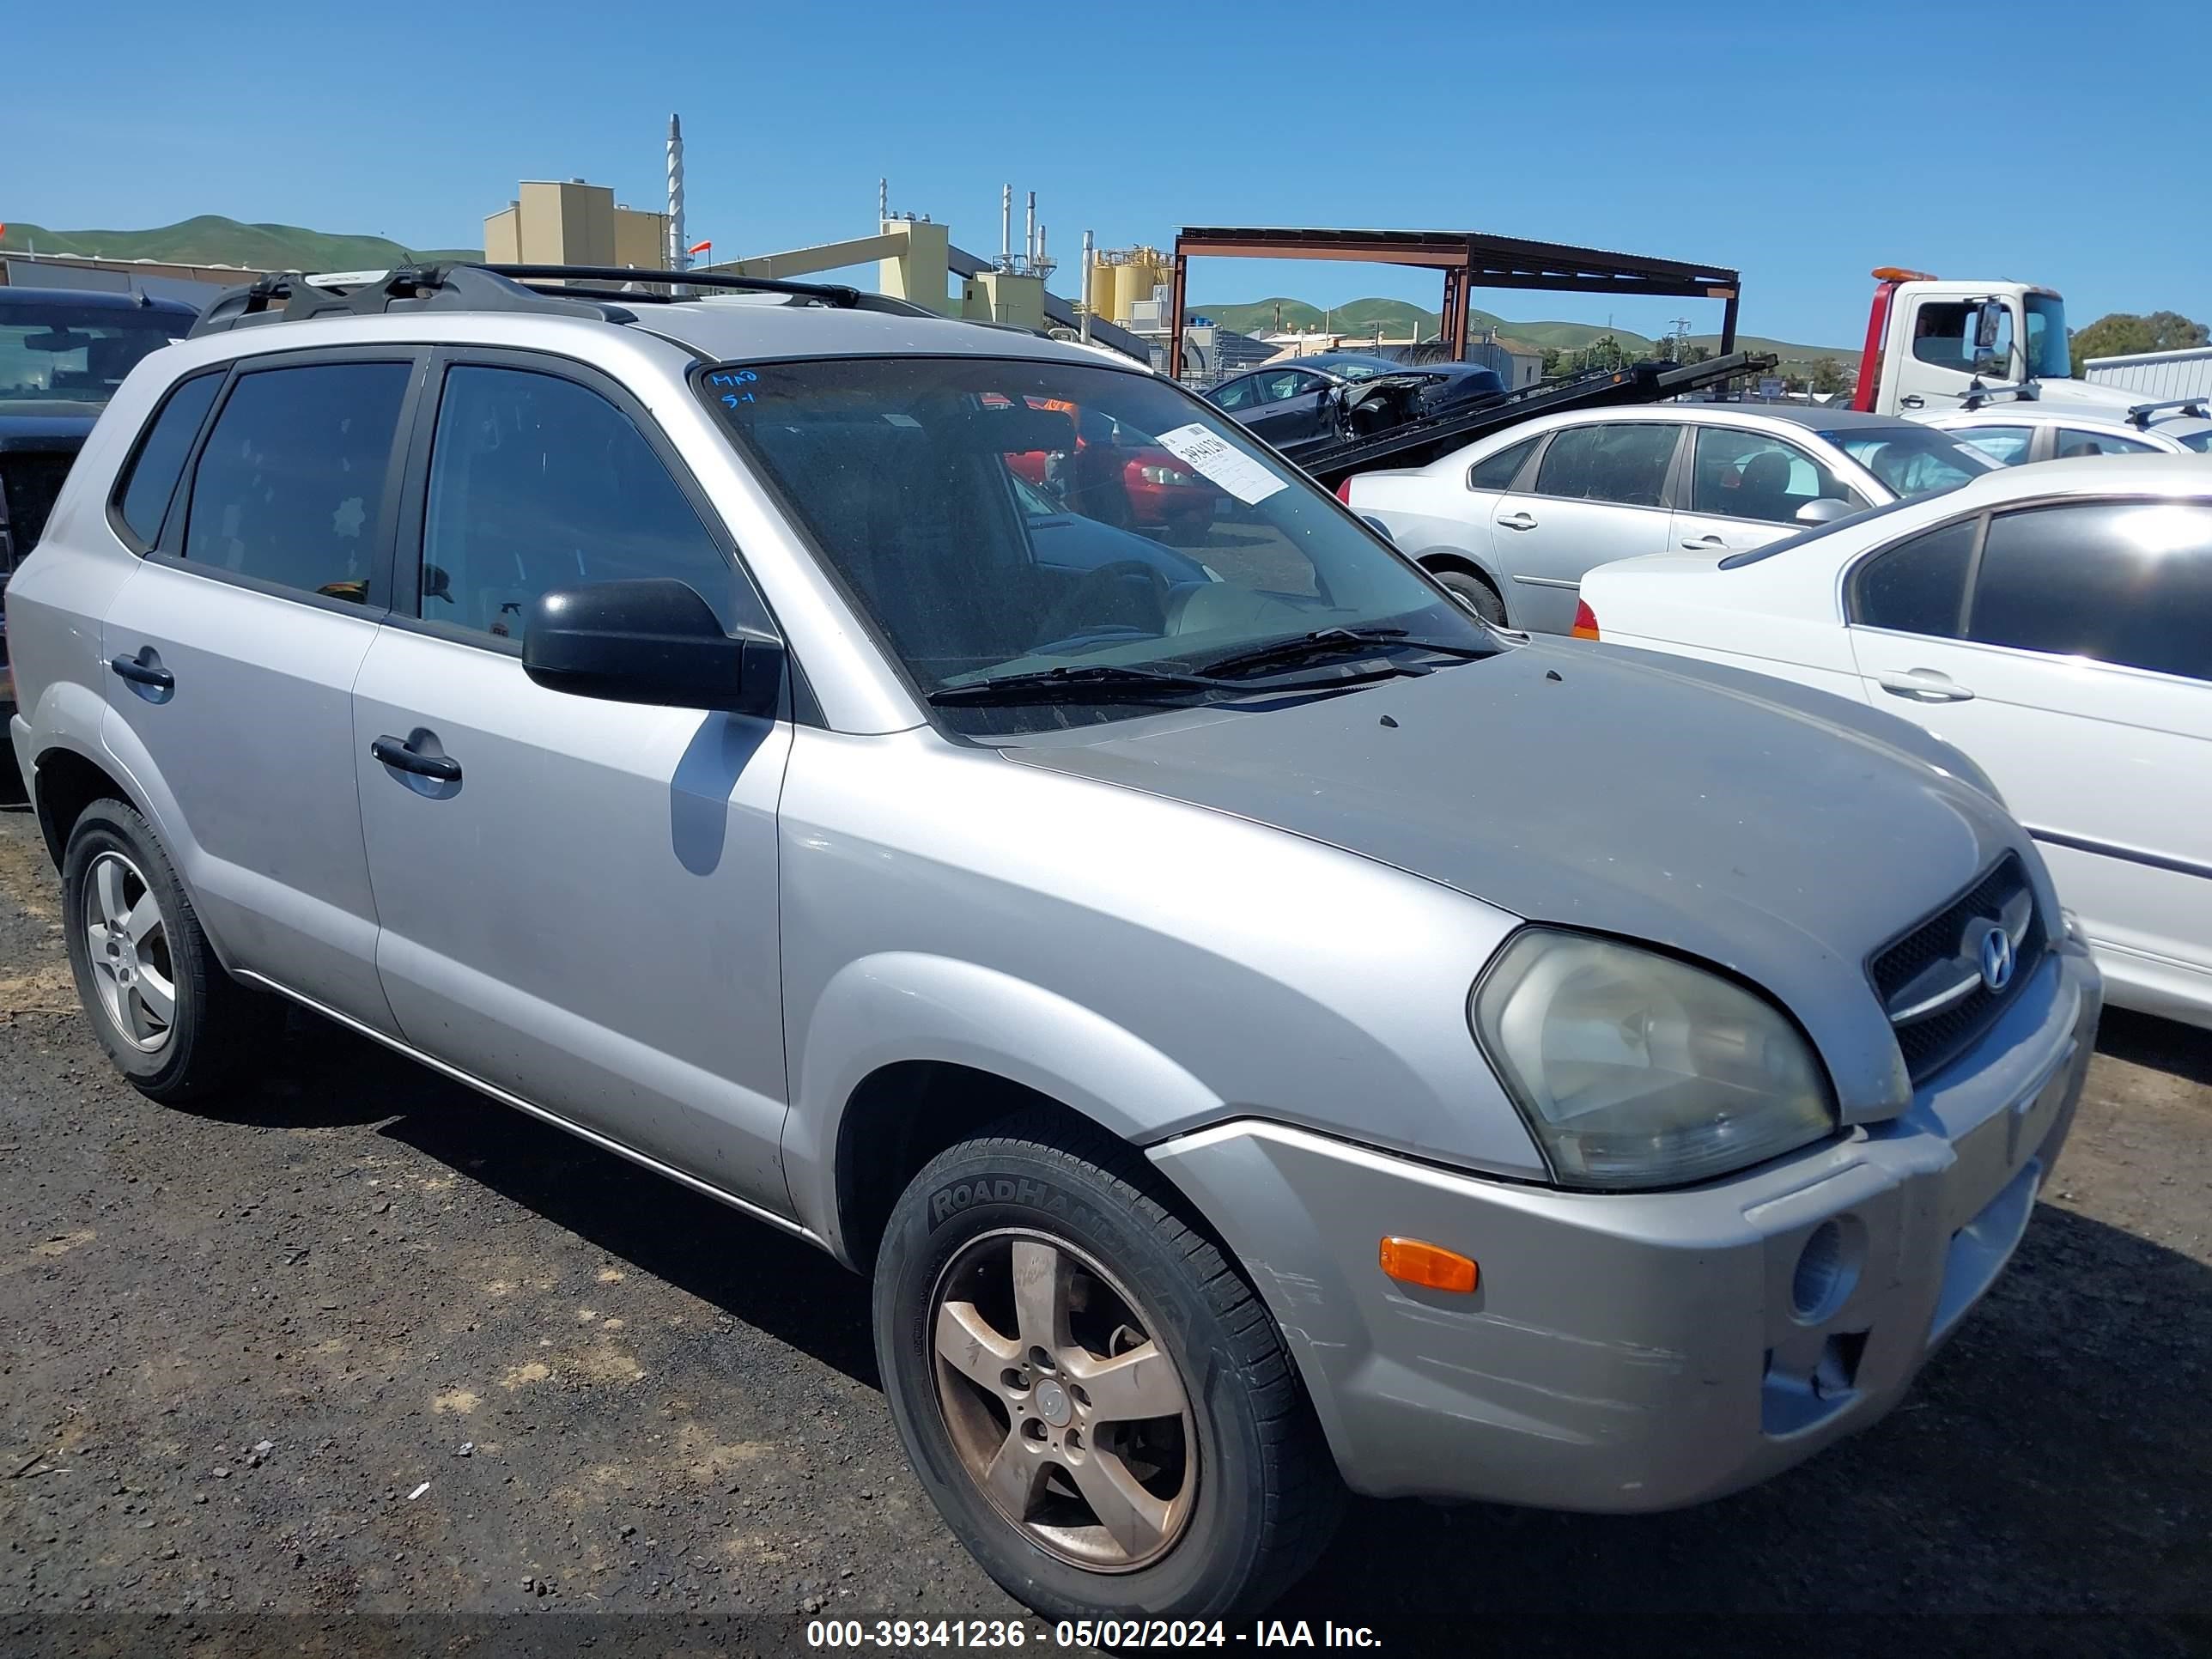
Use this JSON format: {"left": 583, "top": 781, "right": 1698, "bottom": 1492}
{"left": 6, "top": 0, "right": 2202, "bottom": 349}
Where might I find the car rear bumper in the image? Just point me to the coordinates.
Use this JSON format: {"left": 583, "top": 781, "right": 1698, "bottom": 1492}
{"left": 1150, "top": 941, "right": 2100, "bottom": 1510}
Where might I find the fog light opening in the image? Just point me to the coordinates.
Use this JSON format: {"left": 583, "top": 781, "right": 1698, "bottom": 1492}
{"left": 1790, "top": 1218, "right": 1859, "bottom": 1322}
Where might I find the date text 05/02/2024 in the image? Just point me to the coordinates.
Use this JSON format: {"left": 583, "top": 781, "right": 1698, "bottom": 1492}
{"left": 804, "top": 1619, "right": 1384, "bottom": 1649}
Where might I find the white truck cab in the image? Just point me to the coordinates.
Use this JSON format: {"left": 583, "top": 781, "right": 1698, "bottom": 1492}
{"left": 1850, "top": 268, "right": 2141, "bottom": 418}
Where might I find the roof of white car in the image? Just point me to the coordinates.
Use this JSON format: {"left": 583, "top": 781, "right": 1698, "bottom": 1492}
{"left": 1929, "top": 402, "right": 2212, "bottom": 439}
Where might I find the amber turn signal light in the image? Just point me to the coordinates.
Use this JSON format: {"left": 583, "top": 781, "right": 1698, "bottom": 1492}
{"left": 1378, "top": 1237, "right": 1479, "bottom": 1293}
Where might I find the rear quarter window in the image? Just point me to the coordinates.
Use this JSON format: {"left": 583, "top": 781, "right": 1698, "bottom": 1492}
{"left": 112, "top": 373, "right": 224, "bottom": 550}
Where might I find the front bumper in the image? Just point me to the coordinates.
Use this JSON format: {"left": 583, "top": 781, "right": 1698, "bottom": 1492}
{"left": 1151, "top": 940, "right": 2100, "bottom": 1510}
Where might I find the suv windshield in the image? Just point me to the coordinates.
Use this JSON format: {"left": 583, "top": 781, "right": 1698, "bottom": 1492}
{"left": 0, "top": 304, "right": 191, "bottom": 413}
{"left": 1820, "top": 424, "right": 1996, "bottom": 499}
{"left": 707, "top": 356, "right": 1492, "bottom": 734}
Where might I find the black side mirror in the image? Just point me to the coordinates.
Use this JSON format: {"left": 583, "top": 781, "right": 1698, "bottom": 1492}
{"left": 522, "top": 579, "right": 783, "bottom": 717}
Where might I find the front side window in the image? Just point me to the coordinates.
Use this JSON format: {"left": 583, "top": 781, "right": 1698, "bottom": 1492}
{"left": 1822, "top": 424, "right": 1994, "bottom": 500}
{"left": 1850, "top": 518, "right": 1975, "bottom": 636}
{"left": 1909, "top": 301, "right": 2011, "bottom": 375}
{"left": 1257, "top": 369, "right": 1320, "bottom": 404}
{"left": 1968, "top": 501, "right": 2212, "bottom": 681}
{"left": 1689, "top": 428, "right": 1851, "bottom": 525}
{"left": 180, "top": 362, "right": 411, "bottom": 602}
{"left": 0, "top": 303, "right": 191, "bottom": 412}
{"left": 2055, "top": 427, "right": 2156, "bottom": 458}
{"left": 1468, "top": 435, "right": 1539, "bottom": 493}
{"left": 706, "top": 356, "right": 1492, "bottom": 735}
{"left": 420, "top": 365, "right": 744, "bottom": 640}
{"left": 114, "top": 373, "right": 222, "bottom": 548}
{"left": 1948, "top": 424, "right": 2034, "bottom": 466}
{"left": 1530, "top": 423, "right": 1677, "bottom": 508}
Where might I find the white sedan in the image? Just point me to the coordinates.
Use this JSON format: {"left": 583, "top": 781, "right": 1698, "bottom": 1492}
{"left": 1578, "top": 454, "right": 2212, "bottom": 1031}
{"left": 1346, "top": 403, "right": 1994, "bottom": 633}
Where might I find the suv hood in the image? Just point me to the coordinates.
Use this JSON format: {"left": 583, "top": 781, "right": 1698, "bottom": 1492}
{"left": 1006, "top": 636, "right": 2041, "bottom": 1118}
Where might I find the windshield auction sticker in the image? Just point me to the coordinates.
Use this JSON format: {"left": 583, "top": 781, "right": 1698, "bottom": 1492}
{"left": 1151, "top": 422, "right": 1289, "bottom": 505}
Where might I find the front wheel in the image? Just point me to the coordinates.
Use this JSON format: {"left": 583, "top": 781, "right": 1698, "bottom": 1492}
{"left": 874, "top": 1115, "right": 1340, "bottom": 1621}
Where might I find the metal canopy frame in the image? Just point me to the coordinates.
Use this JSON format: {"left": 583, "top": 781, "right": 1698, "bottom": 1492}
{"left": 1169, "top": 226, "right": 1741, "bottom": 368}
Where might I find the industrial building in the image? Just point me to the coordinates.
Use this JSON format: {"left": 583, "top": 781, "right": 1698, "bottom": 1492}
{"left": 483, "top": 181, "right": 670, "bottom": 270}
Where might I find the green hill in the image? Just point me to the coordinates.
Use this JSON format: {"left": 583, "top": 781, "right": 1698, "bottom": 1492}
{"left": 1201, "top": 295, "right": 1853, "bottom": 371}
{"left": 0, "top": 216, "right": 481, "bottom": 271}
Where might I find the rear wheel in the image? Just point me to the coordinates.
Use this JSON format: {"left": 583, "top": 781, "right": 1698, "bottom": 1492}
{"left": 874, "top": 1115, "right": 1340, "bottom": 1620}
{"left": 61, "top": 799, "right": 276, "bottom": 1102}
{"left": 1429, "top": 563, "right": 1507, "bottom": 626}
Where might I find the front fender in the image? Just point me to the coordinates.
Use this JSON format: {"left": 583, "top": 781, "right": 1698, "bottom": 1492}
{"left": 781, "top": 951, "right": 1223, "bottom": 1259}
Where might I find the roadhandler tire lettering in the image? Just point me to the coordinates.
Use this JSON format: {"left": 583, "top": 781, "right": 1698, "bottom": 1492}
{"left": 929, "top": 1176, "right": 1088, "bottom": 1229}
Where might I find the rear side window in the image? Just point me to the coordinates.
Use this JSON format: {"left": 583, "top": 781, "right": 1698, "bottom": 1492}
{"left": 1532, "top": 423, "right": 1676, "bottom": 507}
{"left": 2054, "top": 428, "right": 2155, "bottom": 459}
{"left": 114, "top": 373, "right": 222, "bottom": 549}
{"left": 419, "top": 365, "right": 744, "bottom": 639}
{"left": 1852, "top": 518, "right": 1975, "bottom": 636}
{"left": 1468, "top": 435, "right": 1537, "bottom": 492}
{"left": 1968, "top": 501, "right": 2212, "bottom": 681}
{"left": 181, "top": 362, "right": 411, "bottom": 602}
{"left": 1210, "top": 377, "right": 1256, "bottom": 412}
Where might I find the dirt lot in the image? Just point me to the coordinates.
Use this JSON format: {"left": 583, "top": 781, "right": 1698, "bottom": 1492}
{"left": 1, "top": 805, "right": 2208, "bottom": 1656}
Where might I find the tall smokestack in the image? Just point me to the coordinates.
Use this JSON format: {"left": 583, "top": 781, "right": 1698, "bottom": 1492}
{"left": 1000, "top": 184, "right": 1012, "bottom": 270}
{"left": 878, "top": 177, "right": 888, "bottom": 222}
{"left": 666, "top": 113, "right": 687, "bottom": 270}
{"left": 1024, "top": 191, "right": 1036, "bottom": 268}
{"left": 1079, "top": 229, "right": 1094, "bottom": 342}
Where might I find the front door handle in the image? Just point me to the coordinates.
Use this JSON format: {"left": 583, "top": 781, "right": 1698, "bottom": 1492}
{"left": 1681, "top": 533, "right": 1729, "bottom": 550}
{"left": 1900, "top": 394, "right": 1927, "bottom": 410}
{"left": 370, "top": 734, "right": 462, "bottom": 782}
{"left": 1877, "top": 668, "right": 1975, "bottom": 703}
{"left": 1497, "top": 512, "right": 1539, "bottom": 531}
{"left": 109, "top": 653, "right": 173, "bottom": 691}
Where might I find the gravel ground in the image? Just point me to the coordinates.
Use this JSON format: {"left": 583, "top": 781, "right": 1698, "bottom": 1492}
{"left": 1, "top": 805, "right": 2208, "bottom": 1656}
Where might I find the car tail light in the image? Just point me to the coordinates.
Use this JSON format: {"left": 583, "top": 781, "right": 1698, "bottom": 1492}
{"left": 1335, "top": 477, "right": 1352, "bottom": 504}
{"left": 1571, "top": 599, "right": 1601, "bottom": 640}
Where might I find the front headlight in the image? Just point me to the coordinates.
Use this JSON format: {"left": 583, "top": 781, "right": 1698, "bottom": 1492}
{"left": 1470, "top": 930, "right": 1838, "bottom": 1190}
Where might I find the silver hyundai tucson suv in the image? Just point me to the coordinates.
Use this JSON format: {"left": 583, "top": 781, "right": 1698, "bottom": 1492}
{"left": 6, "top": 264, "right": 2101, "bottom": 1623}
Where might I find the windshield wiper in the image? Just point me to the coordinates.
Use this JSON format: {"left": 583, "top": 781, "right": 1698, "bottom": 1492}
{"left": 927, "top": 663, "right": 1233, "bottom": 707}
{"left": 1194, "top": 626, "right": 1492, "bottom": 680}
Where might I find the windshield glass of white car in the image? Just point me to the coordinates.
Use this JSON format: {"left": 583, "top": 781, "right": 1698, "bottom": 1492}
{"left": 706, "top": 356, "right": 1492, "bottom": 733}
{"left": 1821, "top": 425, "right": 1995, "bottom": 498}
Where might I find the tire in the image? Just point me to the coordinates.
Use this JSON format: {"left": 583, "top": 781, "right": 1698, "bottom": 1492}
{"left": 60, "top": 798, "right": 276, "bottom": 1102}
{"left": 874, "top": 1111, "right": 1341, "bottom": 1621}
{"left": 1430, "top": 565, "right": 1507, "bottom": 626}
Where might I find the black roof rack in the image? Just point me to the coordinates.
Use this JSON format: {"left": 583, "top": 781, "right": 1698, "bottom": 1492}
{"left": 188, "top": 262, "right": 941, "bottom": 338}
{"left": 2126, "top": 396, "right": 2209, "bottom": 428}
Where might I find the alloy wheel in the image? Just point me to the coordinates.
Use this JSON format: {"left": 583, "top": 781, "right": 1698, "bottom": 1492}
{"left": 930, "top": 1229, "right": 1197, "bottom": 1572}
{"left": 82, "top": 851, "right": 176, "bottom": 1053}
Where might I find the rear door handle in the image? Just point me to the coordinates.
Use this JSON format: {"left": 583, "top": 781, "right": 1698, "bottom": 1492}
{"left": 1900, "top": 394, "right": 1927, "bottom": 410}
{"left": 370, "top": 734, "right": 462, "bottom": 782}
{"left": 1681, "top": 534, "right": 1729, "bottom": 550}
{"left": 109, "top": 653, "right": 173, "bottom": 691}
{"left": 1877, "top": 668, "right": 1975, "bottom": 703}
{"left": 1497, "top": 512, "right": 1538, "bottom": 531}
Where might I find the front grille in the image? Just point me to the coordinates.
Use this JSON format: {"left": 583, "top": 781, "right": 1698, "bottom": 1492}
{"left": 0, "top": 453, "right": 75, "bottom": 573}
{"left": 1869, "top": 854, "right": 2044, "bottom": 1085}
